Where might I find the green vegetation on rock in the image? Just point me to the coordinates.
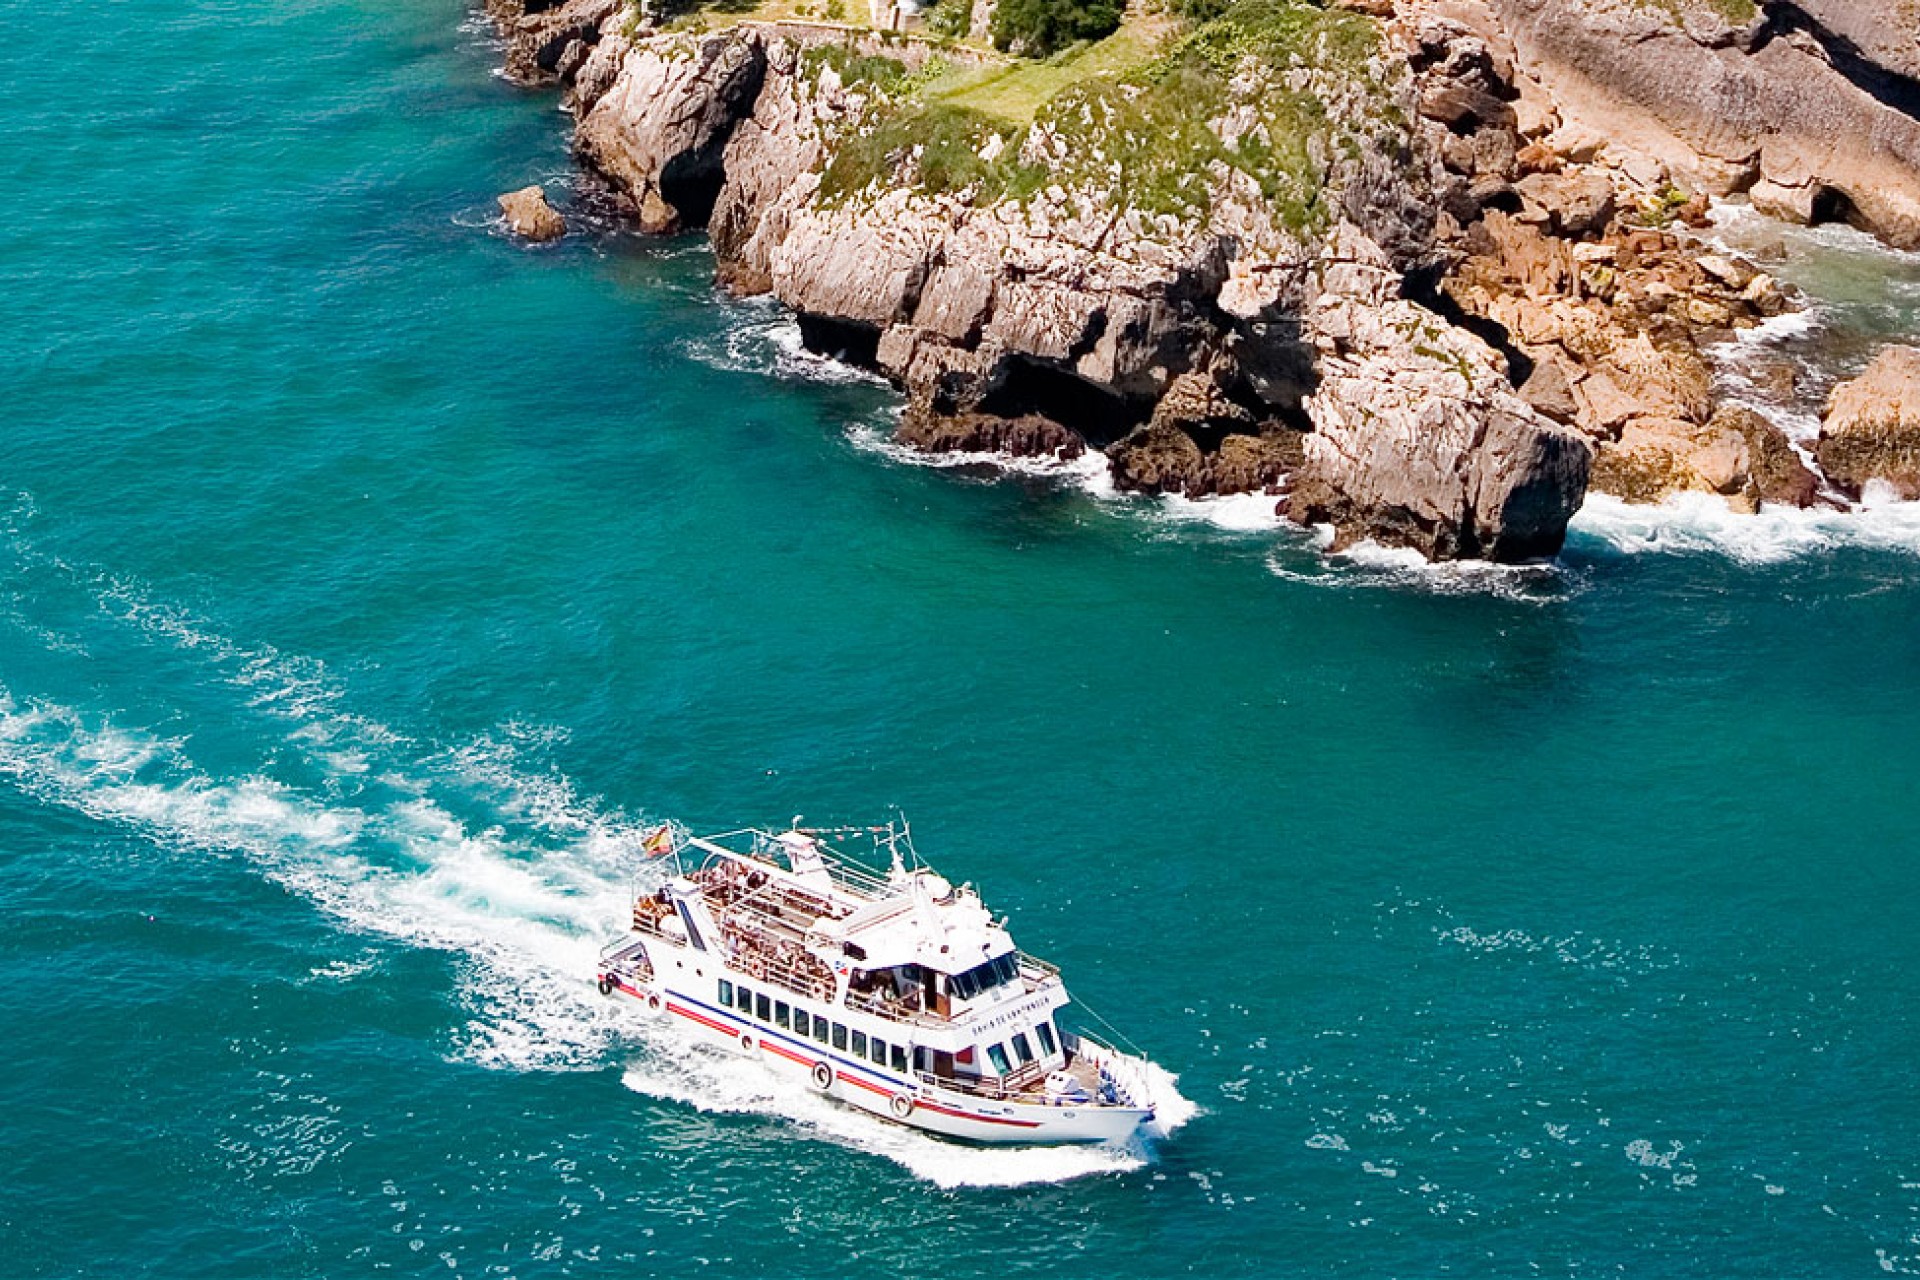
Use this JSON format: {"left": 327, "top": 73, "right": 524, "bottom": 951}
{"left": 1630, "top": 0, "right": 1758, "bottom": 29}
{"left": 990, "top": 0, "right": 1123, "bottom": 57}
{"left": 818, "top": 0, "right": 1398, "bottom": 237}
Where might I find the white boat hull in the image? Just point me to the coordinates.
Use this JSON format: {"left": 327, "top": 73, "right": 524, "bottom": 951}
{"left": 603, "top": 974, "right": 1153, "bottom": 1146}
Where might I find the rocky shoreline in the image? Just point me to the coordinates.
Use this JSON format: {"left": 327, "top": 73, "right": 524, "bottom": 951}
{"left": 486, "top": 0, "right": 1920, "bottom": 561}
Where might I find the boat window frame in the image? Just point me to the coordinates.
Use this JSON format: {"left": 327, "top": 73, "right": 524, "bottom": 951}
{"left": 718, "top": 979, "right": 733, "bottom": 1008}
{"left": 1036, "top": 1021, "right": 1057, "bottom": 1056}
{"left": 756, "top": 992, "right": 771, "bottom": 1022}
{"left": 831, "top": 1022, "right": 848, "bottom": 1051}
{"left": 986, "top": 1042, "right": 1012, "bottom": 1076}
{"left": 1011, "top": 1032, "right": 1034, "bottom": 1064}
{"left": 851, "top": 1030, "right": 868, "bottom": 1058}
{"left": 812, "top": 1015, "right": 830, "bottom": 1045}
{"left": 736, "top": 985, "right": 754, "bottom": 1014}
{"left": 775, "top": 1000, "right": 790, "bottom": 1029}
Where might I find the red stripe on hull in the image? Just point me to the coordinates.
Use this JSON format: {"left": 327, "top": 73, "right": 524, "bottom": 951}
{"left": 653, "top": 993, "right": 1046, "bottom": 1131}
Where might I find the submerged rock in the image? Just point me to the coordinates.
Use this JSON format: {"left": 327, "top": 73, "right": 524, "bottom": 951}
{"left": 1817, "top": 345, "right": 1920, "bottom": 499}
{"left": 497, "top": 185, "right": 566, "bottom": 241}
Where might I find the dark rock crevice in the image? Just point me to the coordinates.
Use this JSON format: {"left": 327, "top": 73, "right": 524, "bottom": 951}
{"left": 1757, "top": 0, "right": 1920, "bottom": 123}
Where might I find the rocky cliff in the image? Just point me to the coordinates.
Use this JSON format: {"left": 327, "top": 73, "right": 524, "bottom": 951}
{"left": 487, "top": 0, "right": 1920, "bottom": 562}
{"left": 1432, "top": 0, "right": 1920, "bottom": 247}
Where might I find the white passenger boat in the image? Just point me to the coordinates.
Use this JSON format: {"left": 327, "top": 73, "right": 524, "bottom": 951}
{"left": 596, "top": 822, "right": 1158, "bottom": 1145}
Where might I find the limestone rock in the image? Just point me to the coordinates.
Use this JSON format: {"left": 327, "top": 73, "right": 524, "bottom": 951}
{"left": 895, "top": 401, "right": 1084, "bottom": 460}
{"left": 1477, "top": 0, "right": 1920, "bottom": 248}
{"left": 1817, "top": 345, "right": 1920, "bottom": 498}
{"left": 1290, "top": 234, "right": 1592, "bottom": 561}
{"left": 1589, "top": 415, "right": 1754, "bottom": 508}
{"left": 1515, "top": 169, "right": 1615, "bottom": 238}
{"left": 497, "top": 185, "right": 565, "bottom": 241}
{"left": 574, "top": 31, "right": 768, "bottom": 233}
{"left": 500, "top": 0, "right": 620, "bottom": 84}
{"left": 1716, "top": 406, "right": 1820, "bottom": 508}
{"left": 545, "top": 15, "right": 1598, "bottom": 561}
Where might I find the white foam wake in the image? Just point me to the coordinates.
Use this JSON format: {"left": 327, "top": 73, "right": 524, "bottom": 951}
{"left": 0, "top": 578, "right": 1194, "bottom": 1184}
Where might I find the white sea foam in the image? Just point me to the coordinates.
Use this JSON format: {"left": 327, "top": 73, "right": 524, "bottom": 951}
{"left": 684, "top": 302, "right": 891, "bottom": 388}
{"left": 0, "top": 589, "right": 1193, "bottom": 1185}
{"left": 843, "top": 420, "right": 1118, "bottom": 493}
{"left": 1569, "top": 490, "right": 1920, "bottom": 564}
{"left": 618, "top": 1049, "right": 1174, "bottom": 1189}
{"left": 1266, "top": 537, "right": 1573, "bottom": 601}
{"left": 1151, "top": 490, "right": 1286, "bottom": 533}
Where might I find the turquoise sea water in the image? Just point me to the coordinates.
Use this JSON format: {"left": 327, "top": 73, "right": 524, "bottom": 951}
{"left": 4, "top": 0, "right": 1920, "bottom": 1275}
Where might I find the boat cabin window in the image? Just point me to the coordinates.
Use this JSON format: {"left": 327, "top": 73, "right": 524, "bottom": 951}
{"left": 831, "top": 1023, "right": 848, "bottom": 1051}
{"left": 892, "top": 1044, "right": 909, "bottom": 1072}
{"left": 718, "top": 979, "right": 733, "bottom": 1007}
{"left": 947, "top": 953, "right": 1021, "bottom": 1001}
{"left": 869, "top": 1037, "right": 887, "bottom": 1067}
{"left": 775, "top": 1000, "right": 790, "bottom": 1029}
{"left": 794, "top": 1010, "right": 810, "bottom": 1037}
{"left": 736, "top": 985, "right": 754, "bottom": 1014}
{"left": 1036, "top": 1021, "right": 1057, "bottom": 1056}
{"left": 812, "top": 1017, "right": 829, "bottom": 1046}
{"left": 1011, "top": 1033, "right": 1034, "bottom": 1065}
{"left": 986, "top": 1043, "right": 1012, "bottom": 1076}
{"left": 756, "top": 993, "right": 771, "bottom": 1022}
{"left": 852, "top": 1031, "right": 868, "bottom": 1058}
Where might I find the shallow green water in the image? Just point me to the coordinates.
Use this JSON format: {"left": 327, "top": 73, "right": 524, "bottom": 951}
{"left": 3, "top": 0, "right": 1920, "bottom": 1275}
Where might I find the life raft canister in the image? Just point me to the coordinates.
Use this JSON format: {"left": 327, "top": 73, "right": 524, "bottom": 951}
{"left": 811, "top": 1061, "right": 835, "bottom": 1091}
{"left": 889, "top": 1093, "right": 914, "bottom": 1120}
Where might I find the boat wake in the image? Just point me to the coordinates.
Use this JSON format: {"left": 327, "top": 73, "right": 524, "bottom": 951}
{"left": 0, "top": 507, "right": 1193, "bottom": 1186}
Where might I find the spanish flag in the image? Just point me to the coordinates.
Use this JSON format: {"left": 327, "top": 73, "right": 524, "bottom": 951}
{"left": 642, "top": 824, "right": 674, "bottom": 856}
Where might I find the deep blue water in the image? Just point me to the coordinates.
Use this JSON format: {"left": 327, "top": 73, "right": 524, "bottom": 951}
{"left": 3, "top": 0, "right": 1920, "bottom": 1275}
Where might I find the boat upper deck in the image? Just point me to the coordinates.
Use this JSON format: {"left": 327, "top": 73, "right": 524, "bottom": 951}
{"left": 630, "top": 825, "right": 1064, "bottom": 1028}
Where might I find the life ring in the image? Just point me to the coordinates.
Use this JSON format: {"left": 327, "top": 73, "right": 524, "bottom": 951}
{"left": 646, "top": 993, "right": 662, "bottom": 1013}
{"left": 889, "top": 1093, "right": 914, "bottom": 1120}
{"left": 740, "top": 1033, "right": 755, "bottom": 1053}
{"left": 811, "top": 1061, "right": 835, "bottom": 1091}
{"left": 597, "top": 974, "right": 617, "bottom": 996}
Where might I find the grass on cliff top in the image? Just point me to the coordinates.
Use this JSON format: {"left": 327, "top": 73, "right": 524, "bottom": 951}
{"left": 818, "top": 0, "right": 1388, "bottom": 230}
{"left": 927, "top": 16, "right": 1164, "bottom": 122}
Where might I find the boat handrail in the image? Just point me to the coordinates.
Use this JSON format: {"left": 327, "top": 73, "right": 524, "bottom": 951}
{"left": 912, "top": 1059, "right": 1086, "bottom": 1105}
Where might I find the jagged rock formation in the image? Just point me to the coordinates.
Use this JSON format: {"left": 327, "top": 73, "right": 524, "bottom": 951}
{"left": 527, "top": 6, "right": 1595, "bottom": 560}
{"left": 1818, "top": 345, "right": 1920, "bottom": 498}
{"left": 485, "top": 0, "right": 1920, "bottom": 561}
{"left": 1288, "top": 228, "right": 1590, "bottom": 558}
{"left": 498, "top": 184, "right": 567, "bottom": 240}
{"left": 1434, "top": 0, "right": 1920, "bottom": 247}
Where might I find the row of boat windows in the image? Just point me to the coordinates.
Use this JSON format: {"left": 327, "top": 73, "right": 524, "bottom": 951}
{"left": 719, "top": 979, "right": 1062, "bottom": 1079}
{"left": 948, "top": 953, "right": 1022, "bottom": 1001}
{"left": 721, "top": 979, "right": 910, "bottom": 1073}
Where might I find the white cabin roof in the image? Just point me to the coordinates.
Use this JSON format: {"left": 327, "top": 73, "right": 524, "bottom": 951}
{"left": 687, "top": 829, "right": 1016, "bottom": 975}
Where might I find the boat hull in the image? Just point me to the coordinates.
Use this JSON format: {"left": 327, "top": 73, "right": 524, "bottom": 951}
{"left": 603, "top": 974, "right": 1152, "bottom": 1146}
